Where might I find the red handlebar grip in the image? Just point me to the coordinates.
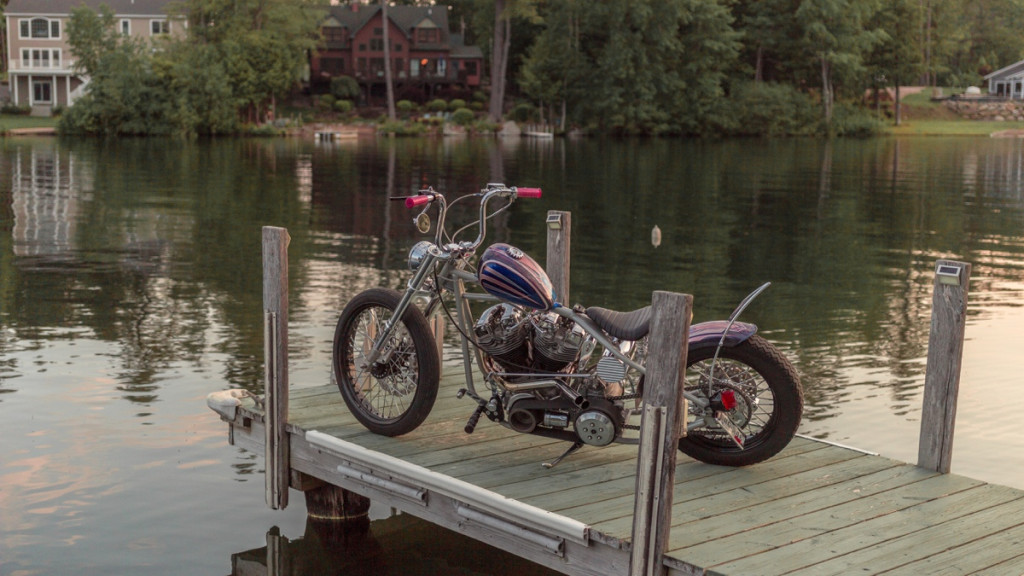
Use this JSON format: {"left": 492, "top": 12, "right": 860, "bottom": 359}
{"left": 516, "top": 187, "right": 542, "bottom": 198}
{"left": 405, "top": 195, "right": 433, "bottom": 208}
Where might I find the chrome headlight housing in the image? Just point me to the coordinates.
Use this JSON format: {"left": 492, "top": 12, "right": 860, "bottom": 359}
{"left": 407, "top": 241, "right": 437, "bottom": 271}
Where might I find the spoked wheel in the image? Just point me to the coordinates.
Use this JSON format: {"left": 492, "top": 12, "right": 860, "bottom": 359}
{"left": 333, "top": 288, "right": 440, "bottom": 436}
{"left": 678, "top": 335, "right": 803, "bottom": 466}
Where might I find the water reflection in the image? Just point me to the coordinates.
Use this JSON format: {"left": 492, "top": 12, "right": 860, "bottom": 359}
{"left": 230, "top": 515, "right": 562, "bottom": 576}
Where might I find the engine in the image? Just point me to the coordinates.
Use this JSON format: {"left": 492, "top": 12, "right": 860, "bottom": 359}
{"left": 473, "top": 303, "right": 594, "bottom": 374}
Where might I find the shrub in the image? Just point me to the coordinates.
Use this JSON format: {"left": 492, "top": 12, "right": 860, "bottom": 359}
{"left": 472, "top": 90, "right": 488, "bottom": 103}
{"left": 318, "top": 94, "right": 336, "bottom": 111}
{"left": 721, "top": 81, "right": 819, "bottom": 137}
{"left": 330, "top": 76, "right": 360, "bottom": 101}
{"left": 470, "top": 101, "right": 483, "bottom": 111}
{"left": 828, "top": 102, "right": 883, "bottom": 137}
{"left": 1, "top": 104, "right": 31, "bottom": 115}
{"left": 397, "top": 100, "right": 415, "bottom": 114}
{"left": 451, "top": 107, "right": 475, "bottom": 126}
{"left": 448, "top": 99, "right": 466, "bottom": 111}
{"left": 427, "top": 98, "right": 448, "bottom": 112}
{"left": 334, "top": 99, "right": 353, "bottom": 113}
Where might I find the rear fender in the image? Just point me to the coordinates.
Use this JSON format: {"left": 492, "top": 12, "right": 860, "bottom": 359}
{"left": 687, "top": 320, "right": 757, "bottom": 352}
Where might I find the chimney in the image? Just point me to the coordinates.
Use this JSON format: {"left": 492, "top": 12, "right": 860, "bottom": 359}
{"left": 352, "top": 2, "right": 359, "bottom": 13}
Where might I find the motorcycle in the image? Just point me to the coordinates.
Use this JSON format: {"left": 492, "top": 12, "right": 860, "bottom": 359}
{"left": 332, "top": 184, "right": 803, "bottom": 468}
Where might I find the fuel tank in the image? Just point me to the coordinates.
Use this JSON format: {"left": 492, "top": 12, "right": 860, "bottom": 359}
{"left": 478, "top": 243, "right": 557, "bottom": 310}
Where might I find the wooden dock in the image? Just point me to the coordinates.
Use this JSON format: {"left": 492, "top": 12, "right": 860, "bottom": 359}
{"left": 210, "top": 224, "right": 1024, "bottom": 575}
{"left": 212, "top": 359, "right": 1024, "bottom": 576}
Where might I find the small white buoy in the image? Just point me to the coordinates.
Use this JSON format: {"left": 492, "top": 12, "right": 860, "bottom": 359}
{"left": 651, "top": 225, "right": 662, "bottom": 248}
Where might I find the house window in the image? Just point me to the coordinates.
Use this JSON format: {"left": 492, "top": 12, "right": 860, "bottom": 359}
{"left": 21, "top": 49, "right": 61, "bottom": 69}
{"left": 374, "top": 27, "right": 382, "bottom": 36}
{"left": 151, "top": 20, "right": 170, "bottom": 35}
{"left": 394, "top": 44, "right": 402, "bottom": 52}
{"left": 465, "top": 61, "right": 478, "bottom": 76}
{"left": 33, "top": 81, "right": 53, "bottom": 104}
{"left": 323, "top": 26, "right": 346, "bottom": 45}
{"left": 416, "top": 28, "right": 439, "bottom": 44}
{"left": 369, "top": 38, "right": 384, "bottom": 51}
{"left": 121, "top": 20, "right": 131, "bottom": 35}
{"left": 21, "top": 18, "right": 60, "bottom": 39}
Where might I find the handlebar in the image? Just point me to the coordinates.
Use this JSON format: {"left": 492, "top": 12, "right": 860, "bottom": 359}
{"left": 395, "top": 184, "right": 542, "bottom": 252}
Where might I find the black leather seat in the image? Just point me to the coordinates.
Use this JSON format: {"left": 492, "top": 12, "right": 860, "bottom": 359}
{"left": 585, "top": 306, "right": 652, "bottom": 341}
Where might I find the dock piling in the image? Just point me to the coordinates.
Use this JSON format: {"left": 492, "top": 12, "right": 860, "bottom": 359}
{"left": 545, "top": 210, "right": 571, "bottom": 305}
{"left": 918, "top": 259, "right": 972, "bottom": 474}
{"left": 263, "top": 226, "right": 291, "bottom": 510}
{"left": 630, "top": 291, "right": 692, "bottom": 576}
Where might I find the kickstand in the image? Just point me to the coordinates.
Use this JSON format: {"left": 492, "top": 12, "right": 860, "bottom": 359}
{"left": 542, "top": 441, "right": 584, "bottom": 469}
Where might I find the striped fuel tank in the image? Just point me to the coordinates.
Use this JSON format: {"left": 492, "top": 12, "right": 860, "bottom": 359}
{"left": 478, "top": 243, "right": 556, "bottom": 310}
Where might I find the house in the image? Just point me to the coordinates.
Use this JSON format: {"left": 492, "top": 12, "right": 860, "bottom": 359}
{"left": 984, "top": 60, "right": 1024, "bottom": 98}
{"left": 5, "top": 0, "right": 179, "bottom": 113}
{"left": 310, "top": 3, "right": 484, "bottom": 103}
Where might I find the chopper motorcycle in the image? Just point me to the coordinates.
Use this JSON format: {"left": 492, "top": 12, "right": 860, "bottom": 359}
{"left": 332, "top": 184, "right": 803, "bottom": 468}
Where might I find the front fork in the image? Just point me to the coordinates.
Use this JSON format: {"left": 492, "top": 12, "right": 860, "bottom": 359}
{"left": 364, "top": 247, "right": 445, "bottom": 366}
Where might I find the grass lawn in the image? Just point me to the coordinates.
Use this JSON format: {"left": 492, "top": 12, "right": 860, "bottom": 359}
{"left": 0, "top": 114, "right": 60, "bottom": 132}
{"left": 878, "top": 88, "right": 1024, "bottom": 136}
{"left": 885, "top": 119, "right": 1024, "bottom": 136}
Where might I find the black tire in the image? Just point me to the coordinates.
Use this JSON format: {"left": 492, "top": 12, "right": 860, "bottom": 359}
{"left": 333, "top": 288, "right": 440, "bottom": 436}
{"left": 677, "top": 335, "right": 803, "bottom": 466}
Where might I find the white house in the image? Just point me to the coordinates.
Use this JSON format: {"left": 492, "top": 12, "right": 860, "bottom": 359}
{"left": 5, "top": 0, "right": 179, "bottom": 113}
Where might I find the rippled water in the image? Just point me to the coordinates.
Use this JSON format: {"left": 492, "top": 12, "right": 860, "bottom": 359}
{"left": 2, "top": 135, "right": 1024, "bottom": 574}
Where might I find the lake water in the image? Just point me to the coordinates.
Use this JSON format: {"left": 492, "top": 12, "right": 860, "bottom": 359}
{"left": 3, "top": 134, "right": 1024, "bottom": 574}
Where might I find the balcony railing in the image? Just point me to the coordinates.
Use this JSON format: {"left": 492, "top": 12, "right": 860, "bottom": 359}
{"left": 9, "top": 59, "right": 77, "bottom": 73}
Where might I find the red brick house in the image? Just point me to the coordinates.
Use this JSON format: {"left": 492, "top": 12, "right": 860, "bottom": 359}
{"left": 310, "top": 3, "right": 483, "bottom": 103}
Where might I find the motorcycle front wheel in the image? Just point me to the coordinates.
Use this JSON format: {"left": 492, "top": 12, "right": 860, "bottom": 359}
{"left": 333, "top": 288, "right": 440, "bottom": 436}
{"left": 678, "top": 335, "right": 803, "bottom": 466}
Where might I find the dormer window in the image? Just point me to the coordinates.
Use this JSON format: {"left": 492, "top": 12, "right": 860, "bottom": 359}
{"left": 20, "top": 18, "right": 60, "bottom": 39}
{"left": 416, "top": 28, "right": 439, "bottom": 44}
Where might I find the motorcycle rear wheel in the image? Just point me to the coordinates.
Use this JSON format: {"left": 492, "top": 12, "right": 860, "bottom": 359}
{"left": 333, "top": 288, "right": 440, "bottom": 436}
{"left": 678, "top": 335, "right": 803, "bottom": 466}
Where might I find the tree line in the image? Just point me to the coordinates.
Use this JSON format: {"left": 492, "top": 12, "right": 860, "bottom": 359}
{"left": 50, "top": 0, "right": 1024, "bottom": 136}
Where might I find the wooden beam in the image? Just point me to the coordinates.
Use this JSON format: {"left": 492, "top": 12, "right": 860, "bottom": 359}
{"left": 630, "top": 291, "right": 692, "bottom": 576}
{"left": 918, "top": 259, "right": 971, "bottom": 473}
{"left": 263, "top": 226, "right": 290, "bottom": 510}
{"left": 545, "top": 210, "right": 571, "bottom": 305}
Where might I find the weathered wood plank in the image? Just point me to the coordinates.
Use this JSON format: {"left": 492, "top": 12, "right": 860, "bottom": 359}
{"left": 787, "top": 488, "right": 1024, "bottom": 575}
{"left": 590, "top": 444, "right": 869, "bottom": 537}
{"left": 703, "top": 477, "right": 991, "bottom": 575}
{"left": 666, "top": 458, "right": 928, "bottom": 551}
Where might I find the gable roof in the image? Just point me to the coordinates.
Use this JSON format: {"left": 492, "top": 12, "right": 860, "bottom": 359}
{"left": 325, "top": 4, "right": 449, "bottom": 41}
{"left": 985, "top": 60, "right": 1024, "bottom": 82}
{"left": 6, "top": 0, "right": 174, "bottom": 16}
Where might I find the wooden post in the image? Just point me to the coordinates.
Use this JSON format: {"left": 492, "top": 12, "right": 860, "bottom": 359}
{"left": 630, "top": 291, "right": 692, "bottom": 576}
{"left": 263, "top": 226, "right": 290, "bottom": 510}
{"left": 545, "top": 210, "right": 571, "bottom": 305}
{"left": 918, "top": 259, "right": 971, "bottom": 473}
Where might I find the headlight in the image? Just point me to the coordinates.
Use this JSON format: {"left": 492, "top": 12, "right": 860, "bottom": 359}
{"left": 407, "top": 241, "right": 436, "bottom": 271}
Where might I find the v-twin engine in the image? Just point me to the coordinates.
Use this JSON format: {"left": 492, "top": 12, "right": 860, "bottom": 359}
{"left": 473, "top": 303, "right": 594, "bottom": 374}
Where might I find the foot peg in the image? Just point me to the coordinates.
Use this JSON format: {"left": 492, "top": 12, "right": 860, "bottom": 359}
{"left": 464, "top": 404, "right": 486, "bottom": 434}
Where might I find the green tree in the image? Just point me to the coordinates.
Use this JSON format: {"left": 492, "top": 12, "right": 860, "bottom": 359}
{"left": 521, "top": 0, "right": 738, "bottom": 134}
{"left": 796, "top": 0, "right": 885, "bottom": 123}
{"left": 172, "top": 0, "right": 327, "bottom": 123}
{"left": 866, "top": 0, "right": 923, "bottom": 125}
